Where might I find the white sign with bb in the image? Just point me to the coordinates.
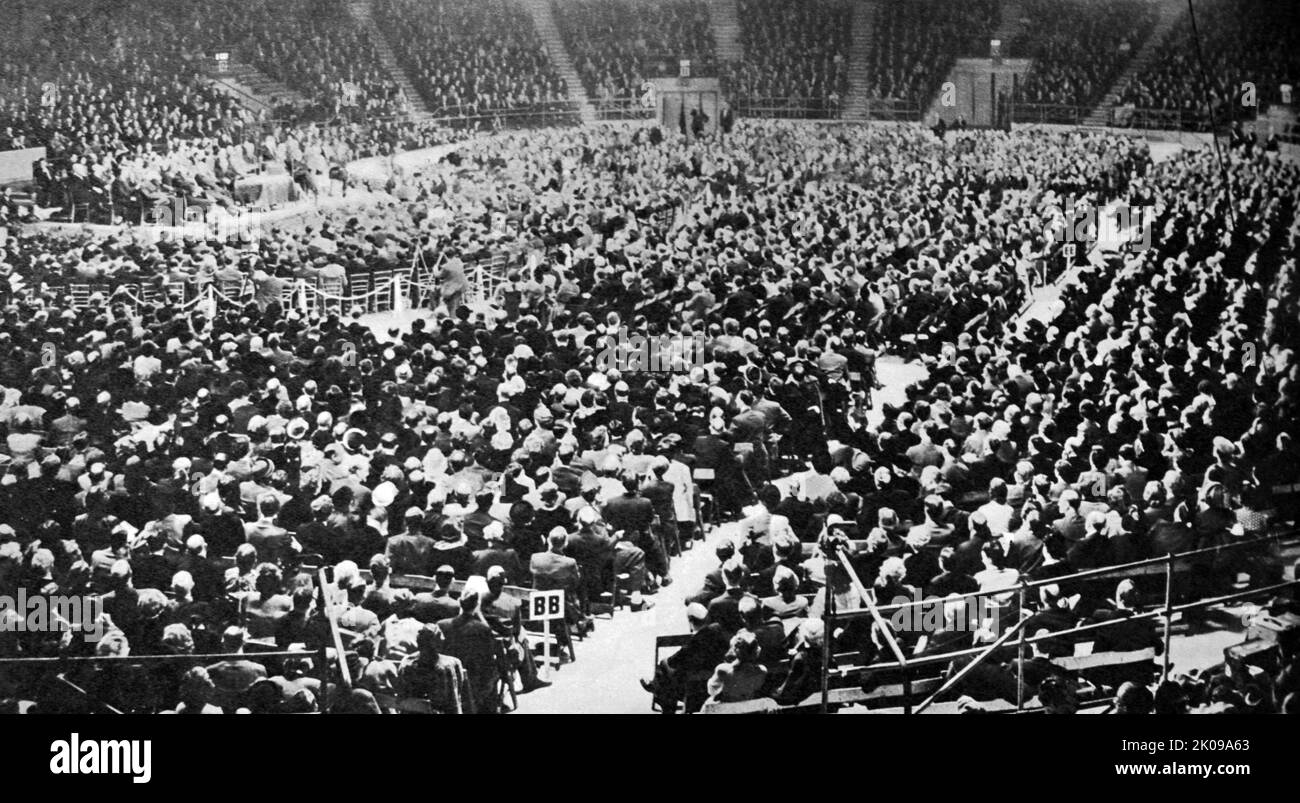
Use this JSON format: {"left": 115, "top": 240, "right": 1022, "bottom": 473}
{"left": 528, "top": 589, "right": 565, "bottom": 621}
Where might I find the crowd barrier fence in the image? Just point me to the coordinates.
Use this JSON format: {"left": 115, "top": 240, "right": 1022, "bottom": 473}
{"left": 698, "top": 527, "right": 1299, "bottom": 714}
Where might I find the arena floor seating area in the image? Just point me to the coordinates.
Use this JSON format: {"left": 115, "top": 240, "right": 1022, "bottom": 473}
{"left": 0, "top": 0, "right": 1297, "bottom": 723}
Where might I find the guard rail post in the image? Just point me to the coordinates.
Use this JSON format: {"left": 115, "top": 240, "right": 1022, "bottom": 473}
{"left": 1016, "top": 583, "right": 1027, "bottom": 711}
{"left": 821, "top": 585, "right": 832, "bottom": 714}
{"left": 1162, "top": 553, "right": 1174, "bottom": 682}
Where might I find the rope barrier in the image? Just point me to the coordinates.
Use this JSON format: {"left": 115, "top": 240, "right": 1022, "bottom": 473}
{"left": 209, "top": 285, "right": 247, "bottom": 305}
{"left": 302, "top": 275, "right": 400, "bottom": 302}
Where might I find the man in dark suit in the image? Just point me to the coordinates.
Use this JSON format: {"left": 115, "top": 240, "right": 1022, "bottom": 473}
{"left": 641, "top": 459, "right": 679, "bottom": 557}
{"left": 531, "top": 528, "right": 587, "bottom": 632}
{"left": 728, "top": 393, "right": 770, "bottom": 483}
{"left": 1052, "top": 491, "right": 1087, "bottom": 544}
{"left": 705, "top": 560, "right": 756, "bottom": 635}
{"left": 565, "top": 507, "right": 614, "bottom": 610}
{"left": 385, "top": 507, "right": 438, "bottom": 576}
{"left": 244, "top": 494, "right": 297, "bottom": 565}
{"left": 925, "top": 546, "right": 980, "bottom": 597}
{"left": 437, "top": 592, "right": 499, "bottom": 714}
{"left": 603, "top": 474, "right": 669, "bottom": 586}
{"left": 461, "top": 490, "right": 500, "bottom": 552}
{"left": 692, "top": 422, "right": 745, "bottom": 517}
{"left": 641, "top": 603, "right": 730, "bottom": 714}
{"left": 296, "top": 496, "right": 344, "bottom": 565}
{"left": 471, "top": 522, "right": 525, "bottom": 584}
{"left": 1066, "top": 511, "right": 1111, "bottom": 570}
{"left": 96, "top": 560, "right": 142, "bottom": 643}
{"left": 411, "top": 565, "right": 462, "bottom": 624}
{"left": 178, "top": 534, "right": 226, "bottom": 603}
{"left": 751, "top": 535, "right": 802, "bottom": 598}
{"left": 1086, "top": 580, "right": 1159, "bottom": 651}
{"left": 1006, "top": 517, "right": 1047, "bottom": 573}
{"left": 482, "top": 567, "right": 546, "bottom": 692}
{"left": 205, "top": 627, "right": 270, "bottom": 711}
{"left": 907, "top": 496, "right": 958, "bottom": 547}
{"left": 949, "top": 512, "right": 992, "bottom": 577}
{"left": 1079, "top": 580, "right": 1161, "bottom": 686}
{"left": 130, "top": 525, "right": 175, "bottom": 592}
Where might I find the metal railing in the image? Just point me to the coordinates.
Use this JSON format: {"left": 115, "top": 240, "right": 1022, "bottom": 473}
{"left": 1105, "top": 106, "right": 1211, "bottom": 132}
{"left": 1011, "top": 103, "right": 1090, "bottom": 126}
{"left": 689, "top": 528, "right": 1298, "bottom": 713}
{"left": 732, "top": 97, "right": 845, "bottom": 120}
{"left": 855, "top": 98, "right": 925, "bottom": 123}
{"left": 590, "top": 96, "right": 655, "bottom": 121}
{"left": 810, "top": 527, "right": 1300, "bottom": 714}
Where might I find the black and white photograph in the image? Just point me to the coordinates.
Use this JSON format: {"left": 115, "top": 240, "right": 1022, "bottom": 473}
{"left": 0, "top": 0, "right": 1296, "bottom": 785}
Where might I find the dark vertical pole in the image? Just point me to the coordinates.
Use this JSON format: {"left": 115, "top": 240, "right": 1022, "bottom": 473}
{"left": 318, "top": 645, "right": 331, "bottom": 714}
{"left": 987, "top": 74, "right": 993, "bottom": 129}
{"left": 1162, "top": 555, "right": 1174, "bottom": 682}
{"left": 821, "top": 588, "right": 832, "bottom": 714}
{"left": 1016, "top": 584, "right": 1027, "bottom": 711}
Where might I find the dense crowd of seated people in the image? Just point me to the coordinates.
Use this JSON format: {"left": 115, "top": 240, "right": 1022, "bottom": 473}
{"left": 720, "top": 0, "right": 848, "bottom": 113}
{"left": 555, "top": 0, "right": 716, "bottom": 105}
{"left": 377, "top": 0, "right": 571, "bottom": 116}
{"left": 646, "top": 134, "right": 1300, "bottom": 713}
{"left": 0, "top": 0, "right": 250, "bottom": 194}
{"left": 1118, "top": 0, "right": 1300, "bottom": 123}
{"left": 0, "top": 0, "right": 445, "bottom": 222}
{"left": 4, "top": 117, "right": 1290, "bottom": 716}
{"left": 860, "top": 0, "right": 998, "bottom": 108}
{"left": 2, "top": 117, "right": 461, "bottom": 227}
{"left": 1011, "top": 0, "right": 1157, "bottom": 110}
{"left": 202, "top": 0, "right": 409, "bottom": 121}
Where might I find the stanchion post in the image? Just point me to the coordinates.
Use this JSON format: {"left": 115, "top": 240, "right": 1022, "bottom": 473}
{"left": 821, "top": 587, "right": 832, "bottom": 714}
{"left": 540, "top": 616, "right": 552, "bottom": 682}
{"left": 318, "top": 644, "right": 331, "bottom": 714}
{"left": 1162, "top": 554, "right": 1174, "bottom": 682}
{"left": 1016, "top": 584, "right": 1027, "bottom": 711}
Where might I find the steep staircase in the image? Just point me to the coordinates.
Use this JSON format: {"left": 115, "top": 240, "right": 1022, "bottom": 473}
{"left": 520, "top": 0, "right": 598, "bottom": 124}
{"left": 1081, "top": 0, "right": 1185, "bottom": 126}
{"left": 347, "top": 0, "right": 433, "bottom": 116}
{"left": 709, "top": 0, "right": 745, "bottom": 65}
{"left": 842, "top": 0, "right": 882, "bottom": 120}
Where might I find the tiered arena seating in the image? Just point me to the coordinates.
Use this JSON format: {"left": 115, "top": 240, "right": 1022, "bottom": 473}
{"left": 1119, "top": 0, "right": 1300, "bottom": 126}
{"left": 0, "top": 0, "right": 1297, "bottom": 718}
{"left": 724, "top": 0, "right": 850, "bottom": 112}
{"left": 209, "top": 0, "right": 407, "bottom": 119}
{"left": 861, "top": 0, "right": 999, "bottom": 106}
{"left": 554, "top": 0, "right": 717, "bottom": 103}
{"left": 376, "top": 0, "right": 572, "bottom": 115}
{"left": 1012, "top": 0, "right": 1159, "bottom": 110}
